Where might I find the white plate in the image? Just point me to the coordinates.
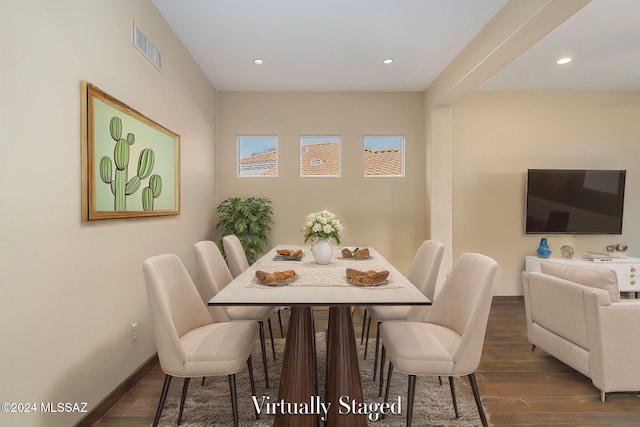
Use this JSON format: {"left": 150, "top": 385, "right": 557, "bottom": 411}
{"left": 274, "top": 252, "right": 304, "bottom": 261}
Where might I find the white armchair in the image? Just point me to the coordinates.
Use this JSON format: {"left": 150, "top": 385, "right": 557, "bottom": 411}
{"left": 523, "top": 262, "right": 640, "bottom": 402}
{"left": 586, "top": 292, "right": 640, "bottom": 400}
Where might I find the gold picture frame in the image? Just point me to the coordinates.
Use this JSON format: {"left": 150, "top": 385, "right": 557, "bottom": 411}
{"left": 81, "top": 81, "right": 180, "bottom": 221}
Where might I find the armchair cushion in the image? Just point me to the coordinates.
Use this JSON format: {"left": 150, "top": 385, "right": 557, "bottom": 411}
{"left": 540, "top": 261, "right": 619, "bottom": 303}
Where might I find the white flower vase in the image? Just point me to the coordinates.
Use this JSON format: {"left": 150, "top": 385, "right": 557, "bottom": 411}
{"left": 312, "top": 238, "right": 333, "bottom": 265}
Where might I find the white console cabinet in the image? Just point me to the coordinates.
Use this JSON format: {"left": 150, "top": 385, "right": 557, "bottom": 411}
{"left": 525, "top": 256, "right": 640, "bottom": 296}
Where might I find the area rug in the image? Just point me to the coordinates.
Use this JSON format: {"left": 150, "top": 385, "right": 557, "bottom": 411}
{"left": 158, "top": 333, "right": 485, "bottom": 426}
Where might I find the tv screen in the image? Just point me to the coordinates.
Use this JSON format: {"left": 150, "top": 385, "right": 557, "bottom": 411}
{"left": 525, "top": 169, "right": 626, "bottom": 234}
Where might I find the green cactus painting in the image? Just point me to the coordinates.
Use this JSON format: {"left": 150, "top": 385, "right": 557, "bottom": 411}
{"left": 83, "top": 82, "right": 179, "bottom": 221}
{"left": 142, "top": 174, "right": 162, "bottom": 211}
{"left": 99, "top": 116, "right": 161, "bottom": 211}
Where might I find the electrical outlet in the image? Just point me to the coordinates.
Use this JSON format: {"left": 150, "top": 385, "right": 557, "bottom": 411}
{"left": 130, "top": 322, "right": 138, "bottom": 342}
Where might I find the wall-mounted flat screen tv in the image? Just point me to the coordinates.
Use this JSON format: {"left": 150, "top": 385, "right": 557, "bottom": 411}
{"left": 525, "top": 169, "right": 626, "bottom": 234}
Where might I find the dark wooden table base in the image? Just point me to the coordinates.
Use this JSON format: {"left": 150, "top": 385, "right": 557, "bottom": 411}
{"left": 325, "top": 306, "right": 367, "bottom": 427}
{"left": 275, "top": 306, "right": 367, "bottom": 427}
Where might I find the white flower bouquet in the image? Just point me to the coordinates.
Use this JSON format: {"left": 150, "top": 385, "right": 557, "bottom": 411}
{"left": 302, "top": 210, "right": 344, "bottom": 245}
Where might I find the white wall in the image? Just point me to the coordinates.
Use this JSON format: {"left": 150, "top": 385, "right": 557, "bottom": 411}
{"left": 452, "top": 91, "right": 640, "bottom": 295}
{"left": 0, "top": 1, "right": 217, "bottom": 425}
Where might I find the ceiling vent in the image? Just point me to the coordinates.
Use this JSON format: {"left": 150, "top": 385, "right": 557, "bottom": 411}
{"left": 133, "top": 22, "right": 161, "bottom": 70}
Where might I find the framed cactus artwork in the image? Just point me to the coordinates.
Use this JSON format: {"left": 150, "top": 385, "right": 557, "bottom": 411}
{"left": 81, "top": 81, "right": 180, "bottom": 221}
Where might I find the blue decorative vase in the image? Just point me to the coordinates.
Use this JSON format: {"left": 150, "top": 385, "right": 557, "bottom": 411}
{"left": 537, "top": 238, "right": 552, "bottom": 258}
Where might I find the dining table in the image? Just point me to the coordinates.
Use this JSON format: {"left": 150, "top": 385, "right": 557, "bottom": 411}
{"left": 208, "top": 245, "right": 430, "bottom": 427}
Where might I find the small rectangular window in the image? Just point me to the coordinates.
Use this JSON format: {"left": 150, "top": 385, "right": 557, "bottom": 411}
{"left": 363, "top": 136, "right": 404, "bottom": 177}
{"left": 237, "top": 135, "right": 278, "bottom": 177}
{"left": 300, "top": 136, "right": 341, "bottom": 177}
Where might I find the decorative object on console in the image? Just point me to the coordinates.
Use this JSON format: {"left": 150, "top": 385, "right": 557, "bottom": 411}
{"left": 606, "top": 243, "right": 628, "bottom": 258}
{"left": 537, "top": 237, "right": 552, "bottom": 258}
{"left": 560, "top": 245, "right": 574, "bottom": 259}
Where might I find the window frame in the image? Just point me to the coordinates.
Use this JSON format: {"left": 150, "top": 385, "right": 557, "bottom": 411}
{"left": 363, "top": 135, "right": 405, "bottom": 178}
{"left": 236, "top": 135, "right": 279, "bottom": 177}
{"left": 299, "top": 135, "right": 342, "bottom": 178}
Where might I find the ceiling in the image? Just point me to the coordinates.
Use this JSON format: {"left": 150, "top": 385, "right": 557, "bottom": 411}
{"left": 152, "top": 0, "right": 640, "bottom": 92}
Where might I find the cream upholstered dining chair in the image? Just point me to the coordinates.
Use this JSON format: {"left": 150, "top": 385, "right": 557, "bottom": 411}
{"left": 379, "top": 252, "right": 497, "bottom": 427}
{"left": 143, "top": 254, "right": 259, "bottom": 427}
{"left": 222, "top": 234, "right": 250, "bottom": 278}
{"left": 223, "top": 234, "right": 287, "bottom": 338}
{"left": 363, "top": 240, "right": 445, "bottom": 382}
{"left": 194, "top": 240, "right": 275, "bottom": 388}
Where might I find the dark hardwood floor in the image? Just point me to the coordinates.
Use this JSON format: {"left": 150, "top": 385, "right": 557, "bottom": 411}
{"left": 91, "top": 298, "right": 640, "bottom": 426}
{"left": 473, "top": 296, "right": 640, "bottom": 426}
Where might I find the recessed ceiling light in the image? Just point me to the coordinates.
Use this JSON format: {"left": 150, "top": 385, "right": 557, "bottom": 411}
{"left": 253, "top": 58, "right": 264, "bottom": 65}
{"left": 383, "top": 58, "right": 393, "bottom": 64}
{"left": 556, "top": 57, "right": 572, "bottom": 65}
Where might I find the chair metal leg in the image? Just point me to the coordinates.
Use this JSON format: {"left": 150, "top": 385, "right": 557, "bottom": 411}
{"left": 373, "top": 321, "right": 381, "bottom": 381}
{"left": 247, "top": 356, "right": 259, "bottom": 420}
{"left": 152, "top": 374, "right": 172, "bottom": 427}
{"left": 600, "top": 390, "right": 606, "bottom": 402}
{"left": 267, "top": 318, "right": 276, "bottom": 360}
{"left": 407, "top": 375, "right": 416, "bottom": 427}
{"left": 378, "top": 345, "right": 386, "bottom": 397}
{"left": 360, "top": 308, "right": 368, "bottom": 344}
{"left": 468, "top": 373, "right": 488, "bottom": 427}
{"left": 258, "top": 321, "right": 270, "bottom": 389}
{"left": 363, "top": 316, "right": 372, "bottom": 359}
{"left": 228, "top": 374, "right": 239, "bottom": 427}
{"left": 177, "top": 377, "right": 190, "bottom": 424}
{"left": 448, "top": 376, "right": 459, "bottom": 418}
{"left": 382, "top": 362, "right": 394, "bottom": 420}
{"left": 277, "top": 308, "right": 285, "bottom": 338}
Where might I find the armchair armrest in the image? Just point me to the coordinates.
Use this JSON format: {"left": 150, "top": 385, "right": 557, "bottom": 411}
{"left": 585, "top": 292, "right": 640, "bottom": 393}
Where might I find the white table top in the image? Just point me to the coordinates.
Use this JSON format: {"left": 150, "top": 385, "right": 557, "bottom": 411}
{"left": 208, "top": 245, "right": 431, "bottom": 307}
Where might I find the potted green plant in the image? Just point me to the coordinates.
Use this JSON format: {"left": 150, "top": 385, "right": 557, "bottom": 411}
{"left": 215, "top": 197, "right": 273, "bottom": 264}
